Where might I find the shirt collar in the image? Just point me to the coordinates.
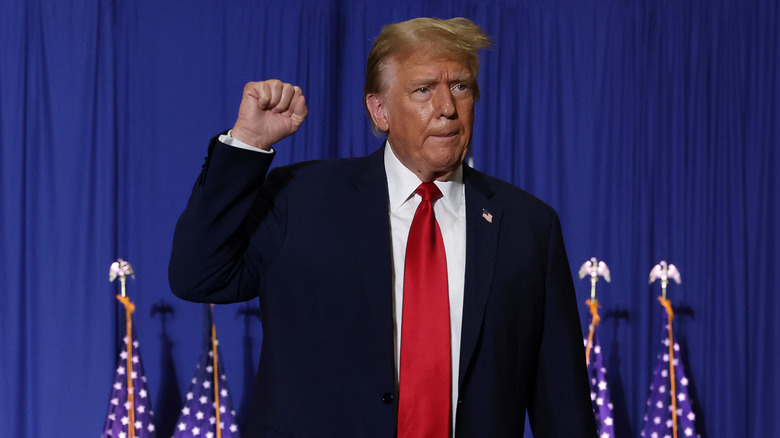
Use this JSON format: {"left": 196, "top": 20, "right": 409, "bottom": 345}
{"left": 384, "top": 140, "right": 464, "bottom": 216}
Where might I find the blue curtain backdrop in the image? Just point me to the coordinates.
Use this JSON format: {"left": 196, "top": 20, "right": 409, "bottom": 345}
{"left": 1, "top": 0, "right": 777, "bottom": 436}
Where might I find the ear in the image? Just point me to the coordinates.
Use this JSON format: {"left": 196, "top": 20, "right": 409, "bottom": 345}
{"left": 365, "top": 93, "right": 389, "bottom": 133}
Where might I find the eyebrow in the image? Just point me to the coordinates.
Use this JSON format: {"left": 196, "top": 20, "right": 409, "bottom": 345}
{"left": 408, "top": 76, "right": 473, "bottom": 88}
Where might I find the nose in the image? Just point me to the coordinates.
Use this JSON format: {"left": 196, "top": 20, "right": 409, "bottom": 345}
{"left": 434, "top": 88, "right": 457, "bottom": 119}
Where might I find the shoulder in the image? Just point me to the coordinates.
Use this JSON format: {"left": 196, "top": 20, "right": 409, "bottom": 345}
{"left": 465, "top": 167, "right": 558, "bottom": 221}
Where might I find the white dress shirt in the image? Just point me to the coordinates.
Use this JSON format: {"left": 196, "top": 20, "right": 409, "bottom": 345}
{"left": 384, "top": 142, "right": 467, "bottom": 433}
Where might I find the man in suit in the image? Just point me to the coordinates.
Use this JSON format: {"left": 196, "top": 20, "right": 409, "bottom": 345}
{"left": 170, "top": 17, "right": 596, "bottom": 437}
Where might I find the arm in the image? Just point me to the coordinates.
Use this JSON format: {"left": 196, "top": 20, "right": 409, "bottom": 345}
{"left": 529, "top": 212, "right": 598, "bottom": 437}
{"left": 168, "top": 80, "right": 307, "bottom": 303}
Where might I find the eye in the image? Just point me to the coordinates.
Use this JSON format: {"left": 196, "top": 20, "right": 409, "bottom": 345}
{"left": 452, "top": 83, "right": 469, "bottom": 92}
{"left": 416, "top": 87, "right": 430, "bottom": 94}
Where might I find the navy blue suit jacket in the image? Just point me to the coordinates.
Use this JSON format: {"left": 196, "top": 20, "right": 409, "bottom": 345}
{"left": 169, "top": 135, "right": 596, "bottom": 437}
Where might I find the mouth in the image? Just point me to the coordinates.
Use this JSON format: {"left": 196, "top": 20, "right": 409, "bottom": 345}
{"left": 429, "top": 130, "right": 459, "bottom": 138}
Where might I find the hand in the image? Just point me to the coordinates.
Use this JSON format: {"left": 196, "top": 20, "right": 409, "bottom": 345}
{"left": 231, "top": 80, "right": 308, "bottom": 150}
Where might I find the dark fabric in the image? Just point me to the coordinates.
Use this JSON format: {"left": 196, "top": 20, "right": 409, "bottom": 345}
{"left": 1, "top": 1, "right": 778, "bottom": 436}
{"left": 169, "top": 140, "right": 596, "bottom": 437}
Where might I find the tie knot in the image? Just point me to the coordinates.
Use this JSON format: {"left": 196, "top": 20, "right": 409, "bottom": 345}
{"left": 416, "top": 182, "right": 443, "bottom": 202}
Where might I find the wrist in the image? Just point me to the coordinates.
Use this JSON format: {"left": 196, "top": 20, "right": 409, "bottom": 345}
{"left": 230, "top": 126, "right": 273, "bottom": 151}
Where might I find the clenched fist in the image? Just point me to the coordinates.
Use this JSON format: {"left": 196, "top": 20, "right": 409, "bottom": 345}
{"left": 231, "top": 79, "right": 308, "bottom": 150}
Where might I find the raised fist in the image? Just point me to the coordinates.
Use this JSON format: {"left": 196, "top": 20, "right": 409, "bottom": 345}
{"left": 231, "top": 79, "right": 308, "bottom": 150}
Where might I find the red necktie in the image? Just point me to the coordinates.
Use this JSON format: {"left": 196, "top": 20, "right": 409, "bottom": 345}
{"left": 398, "top": 182, "right": 451, "bottom": 438}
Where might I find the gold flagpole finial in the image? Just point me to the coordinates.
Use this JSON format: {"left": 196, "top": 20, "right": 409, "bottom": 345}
{"left": 109, "top": 259, "right": 135, "bottom": 298}
{"left": 648, "top": 260, "right": 681, "bottom": 300}
{"left": 578, "top": 257, "right": 611, "bottom": 300}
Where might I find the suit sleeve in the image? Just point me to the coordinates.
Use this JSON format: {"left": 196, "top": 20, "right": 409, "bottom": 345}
{"left": 528, "top": 211, "right": 598, "bottom": 437}
{"left": 168, "top": 133, "right": 285, "bottom": 304}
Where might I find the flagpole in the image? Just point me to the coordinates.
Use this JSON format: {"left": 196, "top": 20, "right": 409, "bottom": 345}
{"left": 659, "top": 297, "right": 678, "bottom": 438}
{"left": 110, "top": 259, "right": 136, "bottom": 438}
{"left": 578, "top": 258, "right": 610, "bottom": 367}
{"left": 649, "top": 261, "right": 682, "bottom": 438}
{"left": 211, "top": 304, "right": 223, "bottom": 438}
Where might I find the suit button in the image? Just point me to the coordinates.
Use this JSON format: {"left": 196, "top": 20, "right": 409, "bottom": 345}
{"left": 382, "top": 392, "right": 394, "bottom": 404}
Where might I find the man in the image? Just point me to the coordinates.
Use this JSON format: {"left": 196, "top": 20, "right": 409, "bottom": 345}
{"left": 170, "top": 17, "right": 596, "bottom": 437}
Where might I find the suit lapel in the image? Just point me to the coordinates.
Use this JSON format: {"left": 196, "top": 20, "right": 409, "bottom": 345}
{"left": 344, "top": 152, "right": 502, "bottom": 390}
{"left": 347, "top": 147, "right": 396, "bottom": 358}
{"left": 459, "top": 167, "right": 502, "bottom": 388}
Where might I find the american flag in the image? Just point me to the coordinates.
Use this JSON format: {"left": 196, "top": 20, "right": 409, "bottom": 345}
{"left": 584, "top": 308, "right": 615, "bottom": 438}
{"left": 173, "top": 306, "right": 241, "bottom": 437}
{"left": 641, "top": 309, "right": 699, "bottom": 438}
{"left": 101, "top": 332, "right": 157, "bottom": 437}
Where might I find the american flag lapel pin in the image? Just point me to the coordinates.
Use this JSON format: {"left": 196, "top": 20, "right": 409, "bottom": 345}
{"left": 482, "top": 209, "right": 493, "bottom": 223}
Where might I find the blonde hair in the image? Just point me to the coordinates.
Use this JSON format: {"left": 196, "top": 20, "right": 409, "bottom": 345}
{"left": 363, "top": 17, "right": 492, "bottom": 129}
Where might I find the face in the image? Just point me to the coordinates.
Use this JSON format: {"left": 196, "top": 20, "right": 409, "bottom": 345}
{"left": 366, "top": 50, "right": 475, "bottom": 181}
